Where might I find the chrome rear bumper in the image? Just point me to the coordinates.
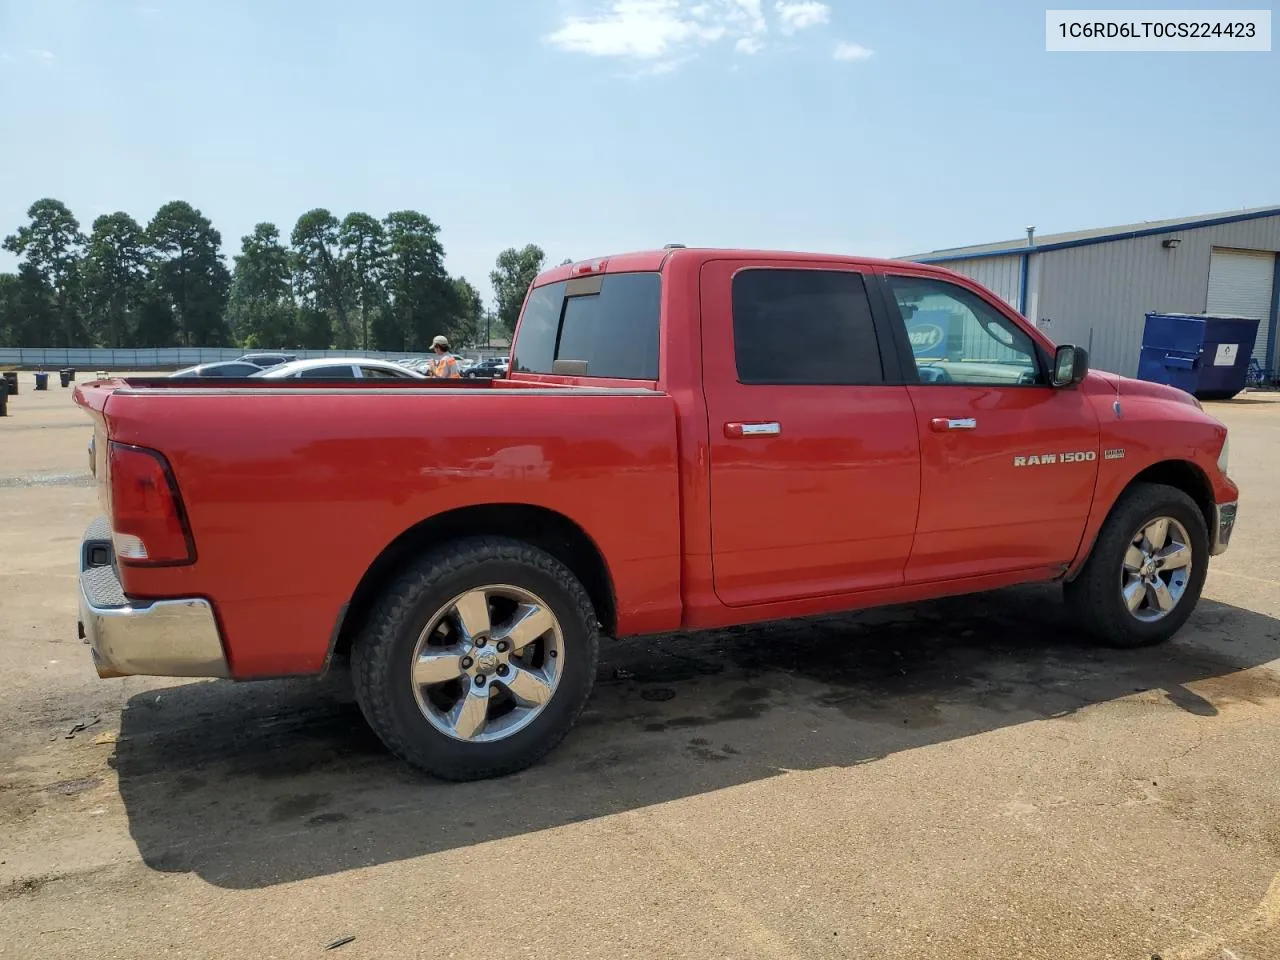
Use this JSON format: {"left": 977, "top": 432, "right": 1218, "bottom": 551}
{"left": 1211, "top": 501, "right": 1237, "bottom": 557}
{"left": 78, "top": 517, "right": 229, "bottom": 679}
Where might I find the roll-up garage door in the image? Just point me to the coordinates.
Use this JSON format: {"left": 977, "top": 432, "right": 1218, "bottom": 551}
{"left": 1207, "top": 248, "right": 1276, "bottom": 365}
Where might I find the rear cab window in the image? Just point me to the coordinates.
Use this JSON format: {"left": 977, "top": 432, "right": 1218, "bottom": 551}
{"left": 511, "top": 272, "right": 661, "bottom": 382}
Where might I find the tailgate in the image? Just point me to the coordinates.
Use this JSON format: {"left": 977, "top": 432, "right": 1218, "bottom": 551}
{"left": 73, "top": 379, "right": 124, "bottom": 514}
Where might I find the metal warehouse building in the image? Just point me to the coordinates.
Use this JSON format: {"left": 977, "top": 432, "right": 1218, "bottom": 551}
{"left": 905, "top": 205, "right": 1280, "bottom": 377}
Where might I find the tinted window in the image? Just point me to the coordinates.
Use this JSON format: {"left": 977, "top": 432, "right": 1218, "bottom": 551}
{"left": 361, "top": 366, "right": 404, "bottom": 378}
{"left": 732, "top": 269, "right": 883, "bottom": 384}
{"left": 885, "top": 275, "right": 1042, "bottom": 386}
{"left": 212, "top": 363, "right": 260, "bottom": 377}
{"left": 511, "top": 273, "right": 661, "bottom": 380}
{"left": 510, "top": 282, "right": 563, "bottom": 375}
{"left": 299, "top": 365, "right": 355, "bottom": 378}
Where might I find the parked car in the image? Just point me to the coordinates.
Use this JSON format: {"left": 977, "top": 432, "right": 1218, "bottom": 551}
{"left": 170, "top": 361, "right": 266, "bottom": 378}
{"left": 236, "top": 352, "right": 297, "bottom": 369}
{"left": 465, "top": 357, "right": 509, "bottom": 379}
{"left": 252, "top": 358, "right": 426, "bottom": 379}
{"left": 73, "top": 247, "right": 1237, "bottom": 782}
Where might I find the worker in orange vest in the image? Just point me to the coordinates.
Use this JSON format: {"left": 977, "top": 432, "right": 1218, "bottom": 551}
{"left": 427, "top": 335, "right": 461, "bottom": 379}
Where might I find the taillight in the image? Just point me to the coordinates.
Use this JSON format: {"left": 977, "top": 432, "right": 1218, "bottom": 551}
{"left": 107, "top": 442, "right": 195, "bottom": 565}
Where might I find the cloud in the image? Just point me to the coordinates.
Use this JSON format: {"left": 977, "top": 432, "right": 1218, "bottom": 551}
{"left": 29, "top": 49, "right": 55, "bottom": 61}
{"left": 545, "top": 0, "right": 823, "bottom": 69}
{"left": 774, "top": 1, "right": 829, "bottom": 34}
{"left": 833, "top": 40, "right": 873, "bottom": 61}
{"left": 547, "top": 0, "right": 727, "bottom": 60}
{"left": 728, "top": 0, "right": 767, "bottom": 34}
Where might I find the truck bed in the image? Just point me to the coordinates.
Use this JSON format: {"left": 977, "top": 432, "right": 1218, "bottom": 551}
{"left": 74, "top": 378, "right": 684, "bottom": 678}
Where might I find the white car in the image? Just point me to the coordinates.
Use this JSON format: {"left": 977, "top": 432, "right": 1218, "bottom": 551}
{"left": 253, "top": 358, "right": 426, "bottom": 380}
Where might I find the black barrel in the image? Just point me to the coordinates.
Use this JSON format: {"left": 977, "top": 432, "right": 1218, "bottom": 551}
{"left": 0, "top": 376, "right": 8, "bottom": 416}
{"left": 1, "top": 371, "right": 16, "bottom": 396}
{"left": 60, "top": 370, "right": 71, "bottom": 388}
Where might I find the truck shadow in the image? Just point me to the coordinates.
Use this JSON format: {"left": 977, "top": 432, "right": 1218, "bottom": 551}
{"left": 111, "top": 585, "right": 1280, "bottom": 890}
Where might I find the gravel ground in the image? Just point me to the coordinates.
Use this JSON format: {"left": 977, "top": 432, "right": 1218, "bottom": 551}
{"left": 1, "top": 372, "right": 1279, "bottom": 959}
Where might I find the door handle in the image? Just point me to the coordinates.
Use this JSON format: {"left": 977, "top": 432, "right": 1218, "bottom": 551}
{"left": 931, "top": 417, "right": 977, "bottom": 431}
{"left": 725, "top": 421, "right": 781, "bottom": 438}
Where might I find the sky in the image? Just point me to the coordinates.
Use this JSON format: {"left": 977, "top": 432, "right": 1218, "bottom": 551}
{"left": 0, "top": 0, "right": 1277, "bottom": 300}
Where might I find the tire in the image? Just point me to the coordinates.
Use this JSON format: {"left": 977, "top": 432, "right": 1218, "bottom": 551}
{"left": 351, "top": 536, "right": 600, "bottom": 781}
{"left": 1064, "top": 482, "right": 1209, "bottom": 648}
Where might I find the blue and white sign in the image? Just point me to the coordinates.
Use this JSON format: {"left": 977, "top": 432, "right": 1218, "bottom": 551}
{"left": 905, "top": 310, "right": 952, "bottom": 359}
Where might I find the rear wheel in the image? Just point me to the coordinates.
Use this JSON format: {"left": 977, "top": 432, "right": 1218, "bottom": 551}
{"left": 352, "top": 537, "right": 599, "bottom": 780}
{"left": 1064, "top": 483, "right": 1208, "bottom": 648}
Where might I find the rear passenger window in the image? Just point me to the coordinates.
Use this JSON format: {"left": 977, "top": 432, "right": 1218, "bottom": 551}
{"left": 300, "top": 365, "right": 355, "bottom": 378}
{"left": 732, "top": 269, "right": 884, "bottom": 384}
{"left": 511, "top": 273, "right": 661, "bottom": 380}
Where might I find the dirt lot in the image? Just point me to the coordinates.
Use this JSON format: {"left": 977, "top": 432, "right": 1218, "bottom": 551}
{"left": 2, "top": 372, "right": 1279, "bottom": 960}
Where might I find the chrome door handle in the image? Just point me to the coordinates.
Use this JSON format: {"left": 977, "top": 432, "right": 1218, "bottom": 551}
{"left": 725, "top": 421, "right": 781, "bottom": 438}
{"left": 931, "top": 417, "right": 977, "bottom": 431}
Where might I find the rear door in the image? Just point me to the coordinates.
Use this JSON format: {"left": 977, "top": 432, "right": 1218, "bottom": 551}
{"left": 874, "top": 268, "right": 1100, "bottom": 582}
{"left": 700, "top": 259, "right": 921, "bottom": 607}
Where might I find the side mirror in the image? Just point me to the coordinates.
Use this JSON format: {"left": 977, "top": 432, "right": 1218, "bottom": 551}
{"left": 1052, "top": 344, "right": 1089, "bottom": 387}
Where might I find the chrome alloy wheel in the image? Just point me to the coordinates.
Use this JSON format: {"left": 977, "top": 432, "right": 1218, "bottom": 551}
{"left": 1121, "top": 516, "right": 1194, "bottom": 623}
{"left": 409, "top": 585, "right": 564, "bottom": 743}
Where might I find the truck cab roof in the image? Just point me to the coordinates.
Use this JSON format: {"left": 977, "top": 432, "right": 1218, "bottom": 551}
{"left": 532, "top": 248, "right": 955, "bottom": 289}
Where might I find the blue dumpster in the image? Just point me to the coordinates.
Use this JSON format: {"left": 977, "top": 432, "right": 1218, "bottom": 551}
{"left": 1136, "top": 312, "right": 1261, "bottom": 400}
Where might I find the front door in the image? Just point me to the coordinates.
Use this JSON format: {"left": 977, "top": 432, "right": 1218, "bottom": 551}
{"left": 701, "top": 259, "right": 921, "bottom": 607}
{"left": 876, "top": 269, "right": 1100, "bottom": 583}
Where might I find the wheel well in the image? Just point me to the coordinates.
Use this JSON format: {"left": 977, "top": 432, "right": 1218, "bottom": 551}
{"left": 331, "top": 504, "right": 617, "bottom": 661}
{"left": 1130, "top": 459, "right": 1215, "bottom": 534}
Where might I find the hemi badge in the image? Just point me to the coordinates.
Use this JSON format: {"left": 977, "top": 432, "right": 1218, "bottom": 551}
{"left": 1104, "top": 448, "right": 1126, "bottom": 460}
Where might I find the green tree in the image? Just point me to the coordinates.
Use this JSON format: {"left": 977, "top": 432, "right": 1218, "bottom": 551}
{"left": 133, "top": 292, "right": 178, "bottom": 349}
{"left": 2, "top": 198, "right": 86, "bottom": 346}
{"left": 227, "top": 223, "right": 296, "bottom": 348}
{"left": 489, "top": 244, "right": 545, "bottom": 340}
{"left": 383, "top": 210, "right": 454, "bottom": 351}
{"left": 81, "top": 212, "right": 150, "bottom": 348}
{"left": 339, "top": 212, "right": 387, "bottom": 351}
{"left": 295, "top": 307, "right": 333, "bottom": 349}
{"left": 291, "top": 208, "right": 353, "bottom": 348}
{"left": 0, "top": 266, "right": 58, "bottom": 347}
{"left": 147, "top": 201, "right": 231, "bottom": 346}
{"left": 450, "top": 276, "right": 484, "bottom": 347}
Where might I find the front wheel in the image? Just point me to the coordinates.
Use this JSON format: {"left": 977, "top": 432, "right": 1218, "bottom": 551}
{"left": 352, "top": 537, "right": 600, "bottom": 780}
{"left": 1064, "top": 482, "right": 1209, "bottom": 648}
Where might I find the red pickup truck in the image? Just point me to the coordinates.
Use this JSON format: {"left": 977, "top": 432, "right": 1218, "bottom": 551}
{"left": 74, "top": 248, "right": 1238, "bottom": 780}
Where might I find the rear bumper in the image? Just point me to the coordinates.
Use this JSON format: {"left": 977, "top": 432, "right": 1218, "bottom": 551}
{"left": 1211, "top": 500, "right": 1237, "bottom": 557}
{"left": 77, "top": 517, "right": 229, "bottom": 679}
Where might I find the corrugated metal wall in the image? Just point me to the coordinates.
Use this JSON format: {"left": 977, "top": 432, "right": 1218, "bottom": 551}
{"left": 931, "top": 214, "right": 1280, "bottom": 377}
{"left": 932, "top": 253, "right": 1023, "bottom": 309}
